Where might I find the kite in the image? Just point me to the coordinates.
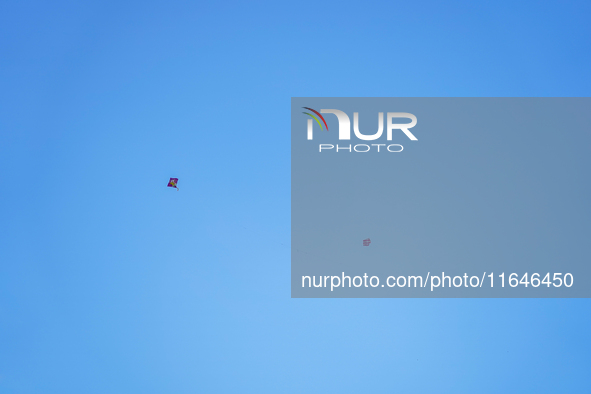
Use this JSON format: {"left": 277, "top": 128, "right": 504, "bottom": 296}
{"left": 167, "top": 178, "right": 179, "bottom": 191}
{"left": 363, "top": 238, "right": 371, "bottom": 246}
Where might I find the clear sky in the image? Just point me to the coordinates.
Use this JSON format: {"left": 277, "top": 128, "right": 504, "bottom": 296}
{"left": 1, "top": 1, "right": 590, "bottom": 392}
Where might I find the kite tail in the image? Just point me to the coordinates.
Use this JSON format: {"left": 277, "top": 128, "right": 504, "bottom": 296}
{"left": 176, "top": 186, "right": 179, "bottom": 191}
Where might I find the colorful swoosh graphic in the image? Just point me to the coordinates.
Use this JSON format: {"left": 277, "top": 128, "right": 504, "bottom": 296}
{"left": 302, "top": 107, "right": 329, "bottom": 130}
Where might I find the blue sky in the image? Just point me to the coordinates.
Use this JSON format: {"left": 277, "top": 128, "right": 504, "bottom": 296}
{"left": 1, "top": 0, "right": 590, "bottom": 392}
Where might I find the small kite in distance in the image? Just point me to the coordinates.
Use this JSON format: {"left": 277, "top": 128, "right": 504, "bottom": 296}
{"left": 363, "top": 238, "right": 371, "bottom": 246}
{"left": 167, "top": 178, "right": 179, "bottom": 191}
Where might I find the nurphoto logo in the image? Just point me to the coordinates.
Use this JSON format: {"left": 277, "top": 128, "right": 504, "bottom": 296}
{"left": 303, "top": 107, "right": 418, "bottom": 153}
